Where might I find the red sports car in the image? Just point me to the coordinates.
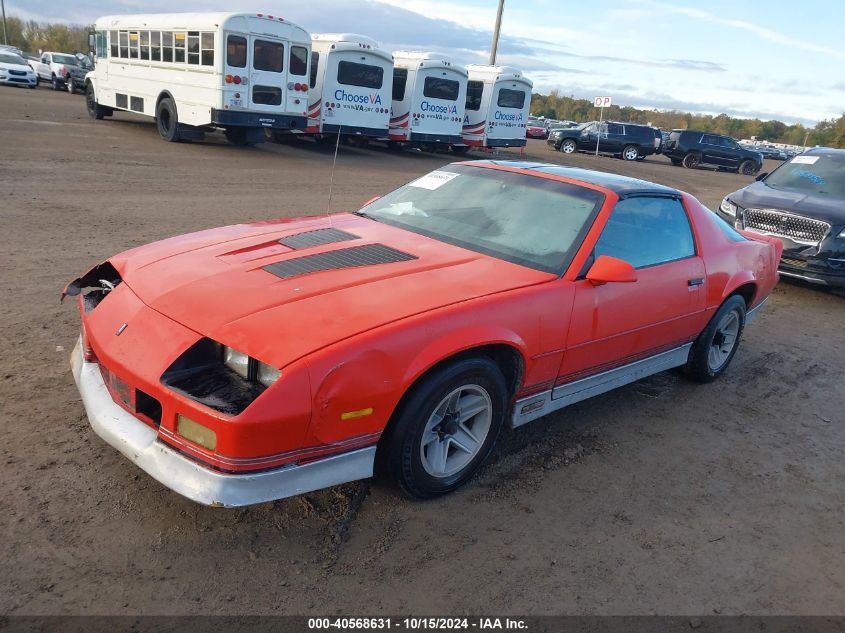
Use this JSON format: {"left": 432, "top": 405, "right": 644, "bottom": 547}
{"left": 66, "top": 161, "right": 782, "bottom": 506}
{"left": 526, "top": 123, "right": 548, "bottom": 139}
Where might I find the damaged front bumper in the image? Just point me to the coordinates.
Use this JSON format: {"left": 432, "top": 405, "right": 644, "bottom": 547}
{"left": 71, "top": 338, "right": 375, "bottom": 507}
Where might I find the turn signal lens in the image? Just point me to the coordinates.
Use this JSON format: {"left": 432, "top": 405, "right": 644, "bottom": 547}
{"left": 225, "top": 74, "right": 233, "bottom": 84}
{"left": 177, "top": 415, "right": 217, "bottom": 451}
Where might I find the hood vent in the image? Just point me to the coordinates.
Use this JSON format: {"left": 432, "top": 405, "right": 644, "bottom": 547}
{"left": 264, "top": 244, "right": 417, "bottom": 280}
{"left": 278, "top": 227, "right": 360, "bottom": 249}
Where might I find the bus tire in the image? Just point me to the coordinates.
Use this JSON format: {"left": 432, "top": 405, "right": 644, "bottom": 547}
{"left": 86, "top": 83, "right": 105, "bottom": 120}
{"left": 156, "top": 97, "right": 180, "bottom": 142}
{"left": 224, "top": 128, "right": 253, "bottom": 146}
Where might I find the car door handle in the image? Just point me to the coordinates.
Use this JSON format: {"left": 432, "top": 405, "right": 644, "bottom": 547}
{"left": 688, "top": 278, "right": 704, "bottom": 287}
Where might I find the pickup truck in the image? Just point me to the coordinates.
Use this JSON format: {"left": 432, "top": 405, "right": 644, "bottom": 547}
{"left": 27, "top": 52, "right": 91, "bottom": 93}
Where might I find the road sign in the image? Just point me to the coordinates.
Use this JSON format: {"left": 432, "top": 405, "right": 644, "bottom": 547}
{"left": 593, "top": 96, "right": 612, "bottom": 108}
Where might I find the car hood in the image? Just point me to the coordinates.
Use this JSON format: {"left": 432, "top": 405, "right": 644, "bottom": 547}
{"left": 100, "top": 213, "right": 555, "bottom": 367}
{"left": 730, "top": 181, "right": 845, "bottom": 225}
{"left": 1, "top": 62, "right": 34, "bottom": 72}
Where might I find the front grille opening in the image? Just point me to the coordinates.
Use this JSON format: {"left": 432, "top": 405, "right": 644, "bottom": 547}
{"left": 136, "top": 389, "right": 162, "bottom": 426}
{"left": 744, "top": 209, "right": 831, "bottom": 244}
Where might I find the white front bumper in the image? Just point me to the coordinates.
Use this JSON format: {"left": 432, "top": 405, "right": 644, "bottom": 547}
{"left": 71, "top": 339, "right": 375, "bottom": 507}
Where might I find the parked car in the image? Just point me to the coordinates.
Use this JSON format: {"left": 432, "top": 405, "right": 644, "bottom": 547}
{"left": 663, "top": 130, "right": 763, "bottom": 175}
{"left": 0, "top": 51, "right": 38, "bottom": 89}
{"left": 526, "top": 121, "right": 549, "bottom": 139}
{"left": 66, "top": 161, "right": 781, "bottom": 506}
{"left": 27, "top": 51, "right": 90, "bottom": 92}
{"left": 549, "top": 121, "right": 662, "bottom": 160}
{"left": 717, "top": 147, "right": 845, "bottom": 288}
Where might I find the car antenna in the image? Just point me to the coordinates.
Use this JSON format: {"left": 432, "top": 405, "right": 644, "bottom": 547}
{"left": 326, "top": 125, "right": 343, "bottom": 225}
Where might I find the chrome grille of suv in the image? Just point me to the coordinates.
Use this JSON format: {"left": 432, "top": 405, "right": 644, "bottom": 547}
{"left": 743, "top": 208, "right": 830, "bottom": 244}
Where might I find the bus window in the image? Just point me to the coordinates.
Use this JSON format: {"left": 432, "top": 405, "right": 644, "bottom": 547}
{"left": 201, "top": 33, "right": 214, "bottom": 66}
{"left": 109, "top": 31, "right": 118, "bottom": 57}
{"left": 253, "top": 85, "right": 282, "bottom": 105}
{"left": 227, "top": 35, "right": 246, "bottom": 68}
{"left": 337, "top": 61, "right": 383, "bottom": 89}
{"left": 392, "top": 68, "right": 407, "bottom": 101}
{"left": 497, "top": 88, "right": 525, "bottom": 109}
{"left": 465, "top": 80, "right": 483, "bottom": 111}
{"left": 423, "top": 76, "right": 459, "bottom": 101}
{"left": 140, "top": 31, "right": 150, "bottom": 60}
{"left": 151, "top": 31, "right": 161, "bottom": 61}
{"left": 128, "top": 31, "right": 139, "bottom": 59}
{"left": 162, "top": 32, "right": 174, "bottom": 62}
{"left": 174, "top": 32, "right": 186, "bottom": 63}
{"left": 290, "top": 45, "right": 307, "bottom": 76}
{"left": 187, "top": 32, "right": 200, "bottom": 65}
{"left": 119, "top": 31, "right": 129, "bottom": 58}
{"left": 309, "top": 51, "right": 319, "bottom": 88}
{"left": 254, "top": 40, "right": 283, "bottom": 72}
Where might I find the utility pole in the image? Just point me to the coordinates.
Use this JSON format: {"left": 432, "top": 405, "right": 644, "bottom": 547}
{"left": 1, "top": 0, "right": 8, "bottom": 46}
{"left": 803, "top": 130, "right": 810, "bottom": 151}
{"left": 488, "top": 0, "right": 505, "bottom": 65}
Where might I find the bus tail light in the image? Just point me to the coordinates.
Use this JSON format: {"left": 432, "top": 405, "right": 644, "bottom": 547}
{"left": 233, "top": 75, "right": 241, "bottom": 84}
{"left": 225, "top": 74, "right": 233, "bottom": 84}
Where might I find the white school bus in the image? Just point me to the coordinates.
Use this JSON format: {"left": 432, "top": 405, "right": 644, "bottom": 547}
{"left": 389, "top": 51, "right": 467, "bottom": 151}
{"left": 86, "top": 12, "right": 312, "bottom": 145}
{"left": 461, "top": 64, "right": 532, "bottom": 149}
{"left": 305, "top": 33, "right": 393, "bottom": 143}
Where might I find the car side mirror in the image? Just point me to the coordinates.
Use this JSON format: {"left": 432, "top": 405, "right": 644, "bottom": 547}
{"left": 755, "top": 172, "right": 768, "bottom": 182}
{"left": 586, "top": 255, "right": 638, "bottom": 286}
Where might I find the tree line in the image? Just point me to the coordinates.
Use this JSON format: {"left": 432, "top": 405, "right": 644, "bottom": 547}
{"left": 2, "top": 16, "right": 92, "bottom": 57}
{"left": 531, "top": 89, "right": 845, "bottom": 149}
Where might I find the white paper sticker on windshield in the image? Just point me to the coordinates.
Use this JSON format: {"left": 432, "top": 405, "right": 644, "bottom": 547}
{"left": 791, "top": 155, "right": 819, "bottom": 164}
{"left": 408, "top": 171, "right": 459, "bottom": 190}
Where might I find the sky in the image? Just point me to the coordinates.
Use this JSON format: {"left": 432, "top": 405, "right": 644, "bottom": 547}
{"left": 7, "top": 0, "right": 844, "bottom": 126}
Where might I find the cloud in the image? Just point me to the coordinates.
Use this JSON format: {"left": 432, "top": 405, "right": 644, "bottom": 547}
{"left": 634, "top": 0, "right": 845, "bottom": 61}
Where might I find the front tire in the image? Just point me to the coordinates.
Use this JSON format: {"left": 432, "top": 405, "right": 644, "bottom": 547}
{"left": 51, "top": 75, "right": 61, "bottom": 90}
{"left": 156, "top": 97, "right": 180, "bottom": 142}
{"left": 86, "top": 83, "right": 104, "bottom": 120}
{"left": 66, "top": 77, "right": 75, "bottom": 94}
{"left": 560, "top": 138, "right": 577, "bottom": 153}
{"left": 685, "top": 295, "right": 746, "bottom": 383}
{"left": 383, "top": 357, "right": 507, "bottom": 499}
{"left": 622, "top": 144, "right": 639, "bottom": 161}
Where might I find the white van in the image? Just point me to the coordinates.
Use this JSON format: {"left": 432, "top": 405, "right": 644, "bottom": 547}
{"left": 461, "top": 65, "right": 532, "bottom": 149}
{"left": 305, "top": 33, "right": 393, "bottom": 142}
{"left": 86, "top": 13, "right": 312, "bottom": 145}
{"left": 389, "top": 51, "right": 467, "bottom": 150}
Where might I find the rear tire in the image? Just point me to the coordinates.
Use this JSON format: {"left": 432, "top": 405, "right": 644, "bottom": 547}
{"left": 622, "top": 144, "right": 639, "bottom": 161}
{"left": 156, "top": 97, "right": 180, "bottom": 142}
{"left": 383, "top": 357, "right": 507, "bottom": 499}
{"left": 682, "top": 152, "right": 701, "bottom": 169}
{"left": 224, "top": 127, "right": 253, "bottom": 146}
{"left": 86, "top": 83, "right": 104, "bottom": 120}
{"left": 450, "top": 145, "right": 470, "bottom": 154}
{"left": 670, "top": 158, "right": 682, "bottom": 166}
{"left": 685, "top": 295, "right": 746, "bottom": 383}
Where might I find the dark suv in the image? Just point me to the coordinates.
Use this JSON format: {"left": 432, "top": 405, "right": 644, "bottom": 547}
{"left": 716, "top": 147, "right": 845, "bottom": 288}
{"left": 663, "top": 130, "right": 763, "bottom": 175}
{"left": 548, "top": 121, "right": 661, "bottom": 160}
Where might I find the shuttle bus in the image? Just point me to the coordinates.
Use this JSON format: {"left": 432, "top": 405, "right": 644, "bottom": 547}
{"left": 389, "top": 51, "right": 467, "bottom": 151}
{"left": 86, "top": 12, "right": 312, "bottom": 145}
{"left": 305, "top": 34, "right": 393, "bottom": 144}
{"left": 461, "top": 65, "right": 532, "bottom": 149}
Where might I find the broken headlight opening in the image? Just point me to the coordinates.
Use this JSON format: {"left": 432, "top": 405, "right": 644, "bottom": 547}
{"left": 161, "top": 338, "right": 281, "bottom": 416}
{"left": 61, "top": 261, "right": 122, "bottom": 313}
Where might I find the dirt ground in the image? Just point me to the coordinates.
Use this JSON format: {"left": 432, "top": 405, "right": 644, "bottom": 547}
{"left": 1, "top": 86, "right": 843, "bottom": 617}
